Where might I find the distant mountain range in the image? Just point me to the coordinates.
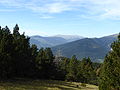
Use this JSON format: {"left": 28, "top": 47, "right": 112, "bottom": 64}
{"left": 30, "top": 34, "right": 118, "bottom": 62}
{"left": 52, "top": 34, "right": 118, "bottom": 62}
{"left": 53, "top": 35, "right": 84, "bottom": 42}
{"left": 30, "top": 35, "right": 85, "bottom": 48}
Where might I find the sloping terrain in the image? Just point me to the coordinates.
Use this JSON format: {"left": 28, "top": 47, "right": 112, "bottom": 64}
{"left": 30, "top": 35, "right": 67, "bottom": 48}
{"left": 52, "top": 34, "right": 117, "bottom": 62}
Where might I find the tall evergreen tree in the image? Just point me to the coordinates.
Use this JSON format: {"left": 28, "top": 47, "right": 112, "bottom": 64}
{"left": 58, "top": 57, "right": 70, "bottom": 80}
{"left": 66, "top": 55, "right": 78, "bottom": 81}
{"left": 0, "top": 26, "right": 13, "bottom": 79}
{"left": 35, "top": 48, "right": 56, "bottom": 79}
{"left": 99, "top": 33, "right": 120, "bottom": 90}
{"left": 31, "top": 45, "right": 38, "bottom": 66}
{"left": 35, "top": 48, "right": 46, "bottom": 78}
{"left": 12, "top": 25, "right": 33, "bottom": 77}
{"left": 77, "top": 57, "right": 96, "bottom": 84}
{"left": 44, "top": 48, "right": 56, "bottom": 79}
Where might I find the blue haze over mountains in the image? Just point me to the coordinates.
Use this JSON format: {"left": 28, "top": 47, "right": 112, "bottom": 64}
{"left": 30, "top": 34, "right": 118, "bottom": 62}
{"left": 30, "top": 35, "right": 84, "bottom": 48}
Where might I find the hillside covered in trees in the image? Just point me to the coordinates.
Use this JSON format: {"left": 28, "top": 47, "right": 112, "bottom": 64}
{"left": 99, "top": 33, "right": 120, "bottom": 90}
{"left": 0, "top": 25, "right": 100, "bottom": 85}
{"left": 0, "top": 25, "right": 120, "bottom": 90}
{"left": 52, "top": 35, "right": 117, "bottom": 62}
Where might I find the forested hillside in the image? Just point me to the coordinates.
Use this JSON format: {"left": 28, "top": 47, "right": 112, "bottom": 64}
{"left": 0, "top": 25, "right": 120, "bottom": 90}
{"left": 99, "top": 33, "right": 120, "bottom": 90}
{"left": 52, "top": 36, "right": 117, "bottom": 62}
{"left": 0, "top": 25, "right": 100, "bottom": 85}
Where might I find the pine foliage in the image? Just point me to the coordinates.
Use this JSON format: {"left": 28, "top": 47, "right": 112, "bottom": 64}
{"left": 99, "top": 33, "right": 120, "bottom": 90}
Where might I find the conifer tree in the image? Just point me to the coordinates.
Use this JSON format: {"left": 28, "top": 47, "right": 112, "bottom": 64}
{"left": 30, "top": 44, "right": 38, "bottom": 77}
{"left": 31, "top": 44, "right": 38, "bottom": 57}
{"left": 66, "top": 55, "right": 78, "bottom": 81}
{"left": 12, "top": 25, "right": 32, "bottom": 77}
{"left": 0, "top": 26, "right": 13, "bottom": 78}
{"left": 35, "top": 48, "right": 55, "bottom": 79}
{"left": 99, "top": 33, "right": 120, "bottom": 90}
{"left": 13, "top": 24, "right": 20, "bottom": 36}
{"left": 36, "top": 48, "right": 45, "bottom": 68}
{"left": 59, "top": 57, "right": 70, "bottom": 79}
{"left": 44, "top": 48, "right": 56, "bottom": 79}
{"left": 77, "top": 57, "right": 96, "bottom": 84}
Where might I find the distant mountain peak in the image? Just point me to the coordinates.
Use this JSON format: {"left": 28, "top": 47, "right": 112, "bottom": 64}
{"left": 31, "top": 35, "right": 43, "bottom": 38}
{"left": 52, "top": 34, "right": 85, "bottom": 42}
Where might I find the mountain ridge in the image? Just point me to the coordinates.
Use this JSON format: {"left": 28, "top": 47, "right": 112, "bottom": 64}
{"left": 51, "top": 34, "right": 118, "bottom": 62}
{"left": 30, "top": 34, "right": 118, "bottom": 62}
{"left": 30, "top": 35, "right": 84, "bottom": 48}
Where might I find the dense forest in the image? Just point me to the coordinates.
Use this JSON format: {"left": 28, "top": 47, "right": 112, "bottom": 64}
{"left": 0, "top": 25, "right": 120, "bottom": 89}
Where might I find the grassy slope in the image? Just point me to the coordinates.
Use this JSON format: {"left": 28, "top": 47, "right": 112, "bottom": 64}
{"left": 0, "top": 79, "right": 98, "bottom": 90}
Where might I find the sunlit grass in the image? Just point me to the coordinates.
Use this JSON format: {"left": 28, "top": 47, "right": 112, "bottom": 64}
{"left": 0, "top": 79, "right": 98, "bottom": 90}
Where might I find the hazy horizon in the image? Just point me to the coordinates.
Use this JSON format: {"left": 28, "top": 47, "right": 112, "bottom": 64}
{"left": 29, "top": 33, "right": 118, "bottom": 38}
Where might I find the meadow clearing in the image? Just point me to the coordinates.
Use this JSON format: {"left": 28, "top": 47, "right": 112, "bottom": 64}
{"left": 0, "top": 79, "right": 98, "bottom": 90}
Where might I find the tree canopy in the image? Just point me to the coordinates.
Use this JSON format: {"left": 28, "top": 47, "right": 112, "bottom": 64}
{"left": 0, "top": 25, "right": 100, "bottom": 85}
{"left": 99, "top": 33, "right": 120, "bottom": 90}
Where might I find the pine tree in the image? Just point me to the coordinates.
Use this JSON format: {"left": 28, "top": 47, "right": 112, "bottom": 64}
{"left": 59, "top": 57, "right": 70, "bottom": 79}
{"left": 99, "top": 33, "right": 120, "bottom": 90}
{"left": 30, "top": 44, "right": 38, "bottom": 68}
{"left": 12, "top": 25, "right": 33, "bottom": 77}
{"left": 0, "top": 26, "right": 14, "bottom": 79}
{"left": 66, "top": 55, "right": 78, "bottom": 81}
{"left": 35, "top": 48, "right": 56, "bottom": 79}
{"left": 36, "top": 48, "right": 45, "bottom": 68}
{"left": 13, "top": 24, "right": 20, "bottom": 36}
{"left": 44, "top": 48, "right": 54, "bottom": 64}
{"left": 77, "top": 57, "right": 96, "bottom": 84}
{"left": 31, "top": 44, "right": 38, "bottom": 57}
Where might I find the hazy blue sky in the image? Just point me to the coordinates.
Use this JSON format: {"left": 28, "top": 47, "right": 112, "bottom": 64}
{"left": 0, "top": 0, "right": 120, "bottom": 37}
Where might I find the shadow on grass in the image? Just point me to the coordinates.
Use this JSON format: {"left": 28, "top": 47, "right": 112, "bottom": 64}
{"left": 0, "top": 79, "right": 94, "bottom": 90}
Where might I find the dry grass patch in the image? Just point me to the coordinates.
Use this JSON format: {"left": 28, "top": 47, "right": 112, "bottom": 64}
{"left": 0, "top": 79, "right": 98, "bottom": 90}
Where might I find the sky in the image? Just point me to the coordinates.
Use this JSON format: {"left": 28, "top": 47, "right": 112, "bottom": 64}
{"left": 0, "top": 0, "right": 120, "bottom": 38}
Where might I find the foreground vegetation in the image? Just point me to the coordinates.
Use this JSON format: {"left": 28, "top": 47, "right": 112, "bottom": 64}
{"left": 0, "top": 79, "right": 98, "bottom": 90}
{"left": 0, "top": 25, "right": 100, "bottom": 85}
{"left": 0, "top": 24, "right": 120, "bottom": 89}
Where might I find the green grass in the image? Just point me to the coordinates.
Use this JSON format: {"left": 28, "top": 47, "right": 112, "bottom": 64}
{"left": 0, "top": 79, "right": 98, "bottom": 90}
